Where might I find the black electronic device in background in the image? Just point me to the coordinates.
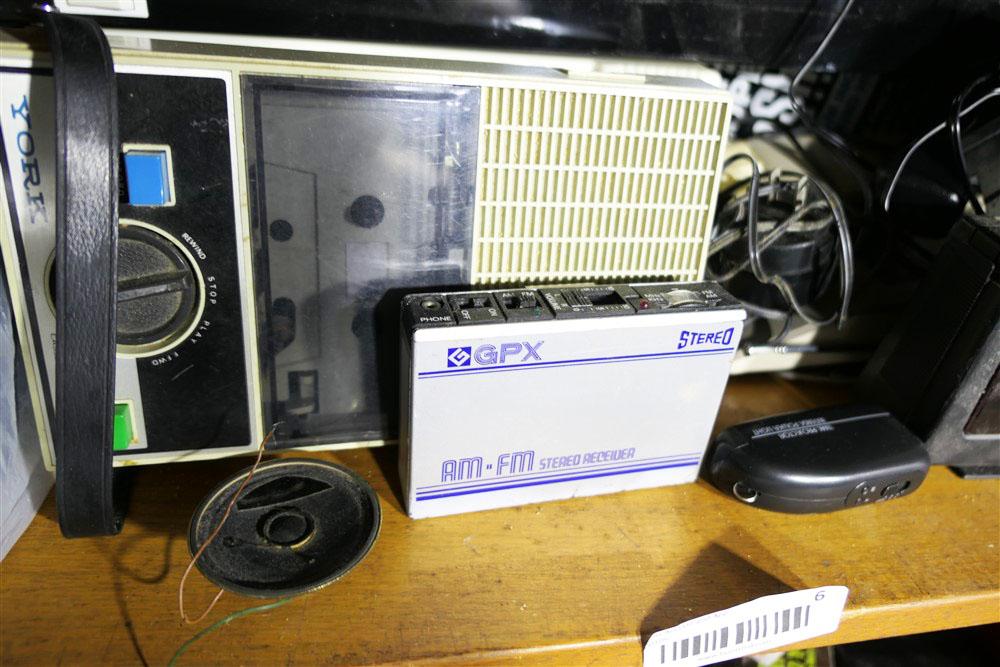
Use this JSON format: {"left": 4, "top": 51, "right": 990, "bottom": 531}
{"left": 861, "top": 215, "right": 1000, "bottom": 476}
{"left": 703, "top": 404, "right": 930, "bottom": 513}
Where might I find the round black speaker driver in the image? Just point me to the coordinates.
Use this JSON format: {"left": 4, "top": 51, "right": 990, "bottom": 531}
{"left": 188, "top": 459, "right": 380, "bottom": 598}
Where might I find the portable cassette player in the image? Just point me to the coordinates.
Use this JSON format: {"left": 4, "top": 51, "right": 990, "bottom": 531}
{"left": 1, "top": 14, "right": 731, "bottom": 533}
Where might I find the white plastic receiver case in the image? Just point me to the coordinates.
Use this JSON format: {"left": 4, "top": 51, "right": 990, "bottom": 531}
{"left": 399, "top": 282, "right": 746, "bottom": 518}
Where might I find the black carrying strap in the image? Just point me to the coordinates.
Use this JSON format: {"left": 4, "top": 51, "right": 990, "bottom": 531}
{"left": 42, "top": 10, "right": 126, "bottom": 537}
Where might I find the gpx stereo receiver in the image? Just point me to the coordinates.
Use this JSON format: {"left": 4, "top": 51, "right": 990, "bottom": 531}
{"left": 399, "top": 281, "right": 745, "bottom": 517}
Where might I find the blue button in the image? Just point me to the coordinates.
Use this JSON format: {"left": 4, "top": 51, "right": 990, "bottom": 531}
{"left": 124, "top": 149, "right": 172, "bottom": 206}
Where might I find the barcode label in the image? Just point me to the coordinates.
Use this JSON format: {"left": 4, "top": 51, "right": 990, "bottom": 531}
{"left": 643, "top": 586, "right": 848, "bottom": 667}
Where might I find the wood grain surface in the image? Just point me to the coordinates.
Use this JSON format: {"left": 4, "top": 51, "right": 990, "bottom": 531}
{"left": 1, "top": 376, "right": 998, "bottom": 665}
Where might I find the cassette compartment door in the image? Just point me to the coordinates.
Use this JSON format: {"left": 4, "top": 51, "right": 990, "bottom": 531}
{"left": 245, "top": 77, "right": 479, "bottom": 448}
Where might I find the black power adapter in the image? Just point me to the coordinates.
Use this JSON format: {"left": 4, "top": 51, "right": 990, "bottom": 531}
{"left": 703, "top": 404, "right": 930, "bottom": 513}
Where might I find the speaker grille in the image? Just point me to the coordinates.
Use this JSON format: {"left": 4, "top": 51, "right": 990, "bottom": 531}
{"left": 472, "top": 86, "right": 729, "bottom": 284}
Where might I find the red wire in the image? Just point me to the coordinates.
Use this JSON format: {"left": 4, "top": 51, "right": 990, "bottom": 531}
{"left": 178, "top": 425, "right": 278, "bottom": 625}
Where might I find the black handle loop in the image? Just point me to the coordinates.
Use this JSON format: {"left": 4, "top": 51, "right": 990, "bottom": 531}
{"left": 42, "top": 9, "right": 127, "bottom": 537}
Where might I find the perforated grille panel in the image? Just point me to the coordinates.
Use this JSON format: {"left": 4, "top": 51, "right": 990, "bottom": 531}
{"left": 472, "top": 86, "right": 729, "bottom": 284}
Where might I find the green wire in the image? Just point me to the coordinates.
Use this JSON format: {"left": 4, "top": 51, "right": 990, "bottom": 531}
{"left": 167, "top": 596, "right": 296, "bottom": 666}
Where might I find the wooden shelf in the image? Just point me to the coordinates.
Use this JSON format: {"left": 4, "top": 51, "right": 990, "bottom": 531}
{"left": 2, "top": 376, "right": 997, "bottom": 665}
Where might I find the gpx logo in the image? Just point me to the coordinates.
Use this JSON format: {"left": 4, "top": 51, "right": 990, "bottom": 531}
{"left": 447, "top": 347, "right": 472, "bottom": 367}
{"left": 446, "top": 341, "right": 544, "bottom": 368}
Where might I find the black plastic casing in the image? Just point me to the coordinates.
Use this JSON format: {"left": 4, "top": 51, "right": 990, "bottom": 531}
{"left": 861, "top": 215, "right": 1000, "bottom": 471}
{"left": 704, "top": 405, "right": 930, "bottom": 514}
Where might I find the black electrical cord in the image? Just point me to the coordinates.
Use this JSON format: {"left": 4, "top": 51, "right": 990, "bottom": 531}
{"left": 752, "top": 116, "right": 875, "bottom": 216}
{"left": 709, "top": 154, "right": 854, "bottom": 330}
{"left": 736, "top": 119, "right": 898, "bottom": 293}
{"left": 949, "top": 71, "right": 999, "bottom": 216}
{"left": 730, "top": 0, "right": 875, "bottom": 216}
{"left": 787, "top": 0, "right": 874, "bottom": 181}
{"left": 712, "top": 198, "right": 832, "bottom": 282}
{"left": 883, "top": 87, "right": 1000, "bottom": 213}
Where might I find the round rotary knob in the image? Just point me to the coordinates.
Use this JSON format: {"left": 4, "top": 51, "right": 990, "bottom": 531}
{"left": 115, "top": 224, "right": 200, "bottom": 354}
{"left": 47, "top": 223, "right": 202, "bottom": 356}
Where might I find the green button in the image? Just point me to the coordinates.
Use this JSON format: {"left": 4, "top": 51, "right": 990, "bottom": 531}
{"left": 113, "top": 403, "right": 134, "bottom": 451}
